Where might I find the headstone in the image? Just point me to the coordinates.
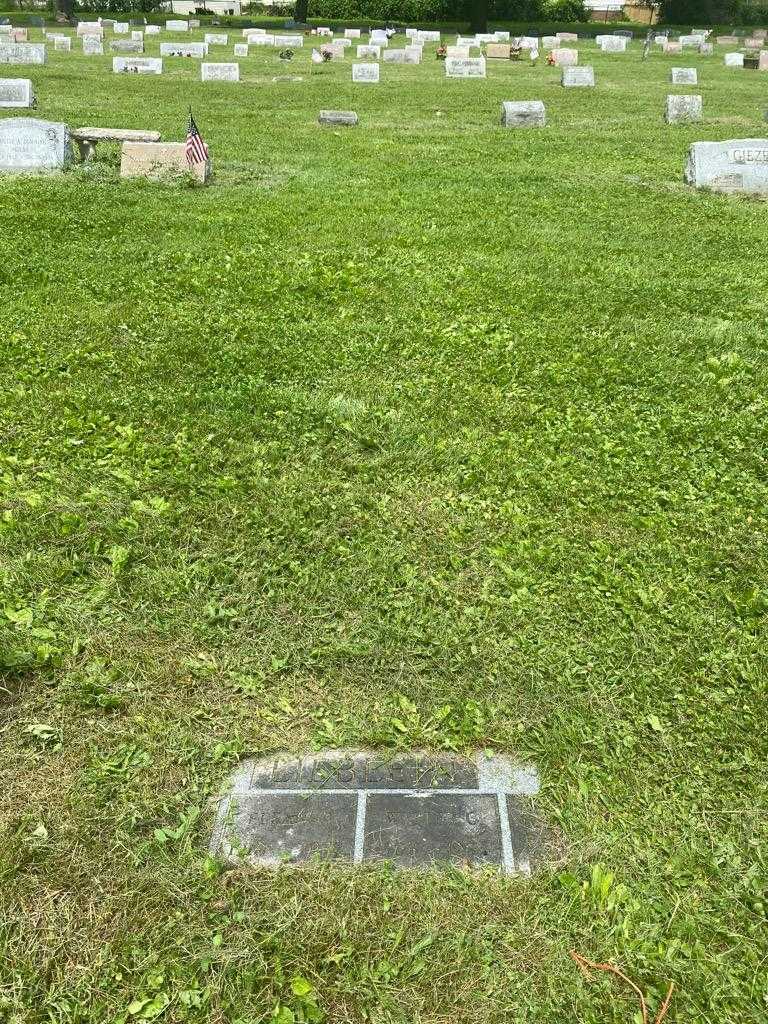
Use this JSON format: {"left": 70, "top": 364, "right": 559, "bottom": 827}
{"left": 201, "top": 62, "right": 239, "bottom": 81}
{"left": 113, "top": 56, "right": 162, "bottom": 74}
{"left": 248, "top": 35, "right": 274, "bottom": 46}
{"left": 189, "top": 19, "right": 200, "bottom": 29}
{"left": 685, "top": 138, "right": 768, "bottom": 193}
{"left": 205, "top": 33, "right": 229, "bottom": 45}
{"left": 120, "top": 140, "right": 210, "bottom": 183}
{"left": 82, "top": 36, "right": 103, "bottom": 55}
{"left": 352, "top": 61, "right": 379, "bottom": 82}
{"left": 724, "top": 52, "right": 744, "bottom": 66}
{"left": 664, "top": 41, "right": 682, "bottom": 54}
{"left": 446, "top": 46, "right": 469, "bottom": 58}
{"left": 113, "top": 22, "right": 129, "bottom": 34}
{"left": 356, "top": 44, "right": 380, "bottom": 58}
{"left": 541, "top": 35, "right": 558, "bottom": 49}
{"left": 486, "top": 43, "right": 510, "bottom": 59}
{"left": 160, "top": 42, "right": 208, "bottom": 58}
{"left": 344, "top": 28, "right": 361, "bottom": 39}
{"left": 518, "top": 36, "right": 538, "bottom": 49}
{"left": 145, "top": 25, "right": 161, "bottom": 36}
{"left": 599, "top": 36, "right": 627, "bottom": 52}
{"left": 699, "top": 42, "right": 714, "bottom": 55}
{"left": 111, "top": 40, "right": 144, "bottom": 54}
{"left": 77, "top": 22, "right": 102, "bottom": 37}
{"left": 0, "top": 77, "right": 34, "bottom": 107}
{"left": 320, "top": 43, "right": 345, "bottom": 60}
{"left": 760, "top": 50, "right": 768, "bottom": 70}
{"left": 744, "top": 37, "right": 763, "bottom": 49}
{"left": 383, "top": 48, "right": 407, "bottom": 63}
{"left": 54, "top": 36, "right": 71, "bottom": 52}
{"left": 678, "top": 33, "right": 701, "bottom": 47}
{"left": 210, "top": 751, "right": 543, "bottom": 872}
{"left": 0, "top": 43, "right": 45, "bottom": 65}
{"left": 614, "top": 29, "right": 633, "bottom": 37}
{"left": 716, "top": 35, "right": 738, "bottom": 44}
{"left": 445, "top": 56, "right": 486, "bottom": 78}
{"left": 318, "top": 109, "right": 358, "bottom": 126}
{"left": 501, "top": 100, "right": 546, "bottom": 127}
{"left": 273, "top": 34, "right": 303, "bottom": 47}
{"left": 233, "top": 43, "right": 248, "bottom": 57}
{"left": 670, "top": 67, "right": 697, "bottom": 84}
{"left": 551, "top": 47, "right": 577, "bottom": 66}
{"left": 665, "top": 94, "right": 702, "bottom": 123}
{"left": 404, "top": 46, "right": 421, "bottom": 63}
{"left": 0, "top": 117, "right": 69, "bottom": 173}
{"left": 131, "top": 31, "right": 143, "bottom": 42}
{"left": 493, "top": 31, "right": 510, "bottom": 41}
{"left": 556, "top": 32, "right": 578, "bottom": 42}
{"left": 562, "top": 65, "right": 594, "bottom": 87}
{"left": 165, "top": 20, "right": 189, "bottom": 32}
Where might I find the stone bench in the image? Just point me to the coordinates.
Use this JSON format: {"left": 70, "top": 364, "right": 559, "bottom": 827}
{"left": 70, "top": 126, "right": 161, "bottom": 162}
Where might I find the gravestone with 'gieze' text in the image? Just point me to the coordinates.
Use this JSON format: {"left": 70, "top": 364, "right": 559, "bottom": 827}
{"left": 685, "top": 138, "right": 768, "bottom": 193}
{"left": 0, "top": 117, "right": 70, "bottom": 173}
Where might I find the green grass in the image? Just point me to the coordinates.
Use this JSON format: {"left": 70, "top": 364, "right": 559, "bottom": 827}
{"left": 0, "top": 28, "right": 767, "bottom": 1024}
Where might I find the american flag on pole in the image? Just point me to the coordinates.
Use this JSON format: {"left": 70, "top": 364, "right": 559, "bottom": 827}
{"left": 185, "top": 109, "right": 209, "bottom": 167}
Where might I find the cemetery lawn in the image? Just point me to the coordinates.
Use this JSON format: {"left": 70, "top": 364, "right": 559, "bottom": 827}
{"left": 1, "top": 31, "right": 767, "bottom": 1024}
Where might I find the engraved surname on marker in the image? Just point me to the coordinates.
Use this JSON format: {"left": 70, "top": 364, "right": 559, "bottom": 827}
{"left": 729, "top": 148, "right": 768, "bottom": 163}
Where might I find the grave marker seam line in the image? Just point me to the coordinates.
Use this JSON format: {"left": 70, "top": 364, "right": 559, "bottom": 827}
{"left": 353, "top": 790, "right": 367, "bottom": 863}
{"left": 497, "top": 792, "right": 516, "bottom": 875}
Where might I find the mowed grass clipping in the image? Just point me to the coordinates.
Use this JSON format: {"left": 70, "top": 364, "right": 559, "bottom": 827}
{"left": 0, "top": 28, "right": 767, "bottom": 1024}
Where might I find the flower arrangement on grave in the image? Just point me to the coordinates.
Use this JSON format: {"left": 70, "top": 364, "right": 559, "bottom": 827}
{"left": 546, "top": 51, "right": 556, "bottom": 65}
{"left": 322, "top": 49, "right": 332, "bottom": 61}
{"left": 279, "top": 48, "right": 294, "bottom": 61}
{"left": 436, "top": 44, "right": 447, "bottom": 60}
{"left": 510, "top": 44, "right": 521, "bottom": 60}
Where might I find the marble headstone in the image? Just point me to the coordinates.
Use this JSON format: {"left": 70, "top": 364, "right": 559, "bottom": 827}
{"left": 562, "top": 65, "right": 594, "bottom": 87}
{"left": 685, "top": 139, "right": 768, "bottom": 192}
{"left": 445, "top": 56, "right": 486, "bottom": 77}
{"left": 670, "top": 67, "right": 697, "bottom": 84}
{"left": 501, "top": 100, "right": 546, "bottom": 127}
{"left": 665, "top": 94, "right": 703, "bottom": 123}
{"left": 201, "top": 61, "right": 239, "bottom": 81}
{"left": 0, "top": 77, "right": 34, "bottom": 107}
{"left": 0, "top": 117, "right": 70, "bottom": 172}
{"left": 352, "top": 61, "right": 379, "bottom": 82}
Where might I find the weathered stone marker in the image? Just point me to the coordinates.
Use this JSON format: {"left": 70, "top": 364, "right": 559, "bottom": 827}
{"left": 666, "top": 94, "right": 703, "bottom": 123}
{"left": 201, "top": 62, "right": 239, "bottom": 81}
{"left": 670, "top": 66, "right": 697, "bottom": 84}
{"left": 318, "top": 109, "right": 358, "bottom": 126}
{"left": 0, "top": 43, "right": 46, "bottom": 65}
{"left": 160, "top": 42, "right": 208, "bottom": 58}
{"left": 0, "top": 78, "right": 35, "bottom": 107}
{"left": 0, "top": 117, "right": 70, "bottom": 172}
{"left": 562, "top": 65, "right": 594, "bottom": 87}
{"left": 551, "top": 47, "right": 578, "bottom": 66}
{"left": 352, "top": 62, "right": 379, "bottom": 83}
{"left": 113, "top": 57, "right": 163, "bottom": 74}
{"left": 233, "top": 43, "right": 248, "bottom": 57}
{"left": 501, "top": 100, "right": 546, "bottom": 127}
{"left": 210, "top": 751, "right": 543, "bottom": 871}
{"left": 120, "top": 140, "right": 210, "bottom": 183}
{"left": 724, "top": 52, "right": 743, "bottom": 67}
{"left": 685, "top": 138, "right": 768, "bottom": 193}
{"left": 445, "top": 56, "right": 486, "bottom": 78}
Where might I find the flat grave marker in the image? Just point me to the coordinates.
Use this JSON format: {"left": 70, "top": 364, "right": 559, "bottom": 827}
{"left": 201, "top": 61, "right": 239, "bottom": 81}
{"left": 352, "top": 61, "right": 379, "bottom": 82}
{"left": 0, "top": 77, "right": 34, "bottom": 107}
{"left": 501, "top": 99, "right": 546, "bottom": 127}
{"left": 0, "top": 116, "right": 70, "bottom": 173}
{"left": 685, "top": 138, "right": 768, "bottom": 193}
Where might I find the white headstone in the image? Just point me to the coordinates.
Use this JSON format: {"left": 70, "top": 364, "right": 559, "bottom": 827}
{"left": 685, "top": 139, "right": 768, "bottom": 192}
{"left": 665, "top": 94, "right": 703, "bottom": 123}
{"left": 165, "top": 20, "right": 189, "bottom": 32}
{"left": 113, "top": 56, "right": 162, "bottom": 74}
{"left": 352, "top": 61, "right": 379, "bottom": 82}
{"left": 113, "top": 22, "right": 129, "bottom": 34}
{"left": 670, "top": 67, "right": 697, "bottom": 84}
{"left": 0, "top": 43, "right": 46, "bottom": 65}
{"left": 356, "top": 44, "right": 380, "bottom": 58}
{"left": 82, "top": 35, "right": 103, "bottom": 55}
{"left": 0, "top": 78, "right": 34, "bottom": 107}
{"left": 562, "top": 65, "right": 594, "bottom": 87}
{"left": 248, "top": 35, "right": 274, "bottom": 46}
{"left": 501, "top": 100, "right": 546, "bottom": 127}
{"left": 205, "top": 33, "right": 229, "bottom": 45}
{"left": 551, "top": 47, "right": 578, "bottom": 66}
{"left": 724, "top": 52, "right": 744, "bottom": 66}
{"left": 599, "top": 36, "right": 627, "bottom": 52}
{"left": 233, "top": 43, "right": 248, "bottom": 57}
{"left": 201, "top": 61, "right": 239, "bottom": 81}
{"left": 445, "top": 56, "right": 486, "bottom": 77}
{"left": 160, "top": 42, "right": 208, "bottom": 57}
{"left": 344, "top": 28, "right": 361, "bottom": 39}
{"left": 145, "top": 25, "right": 161, "bottom": 36}
{"left": 273, "top": 35, "right": 303, "bottom": 47}
{"left": 0, "top": 116, "right": 70, "bottom": 172}
{"left": 54, "top": 36, "right": 71, "bottom": 52}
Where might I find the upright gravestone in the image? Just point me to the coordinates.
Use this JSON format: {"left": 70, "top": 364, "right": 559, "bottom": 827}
{"left": 352, "top": 61, "right": 379, "bottom": 82}
{"left": 445, "top": 55, "right": 486, "bottom": 77}
{"left": 0, "top": 117, "right": 70, "bottom": 172}
{"left": 551, "top": 47, "right": 577, "bottom": 66}
{"left": 111, "top": 39, "right": 144, "bottom": 53}
{"left": 666, "top": 94, "right": 703, "bottom": 123}
{"left": 562, "top": 65, "right": 594, "bottom": 87}
{"left": 145, "top": 25, "right": 160, "bottom": 36}
{"left": 82, "top": 35, "right": 103, "bottom": 55}
{"left": 501, "top": 100, "right": 546, "bottom": 127}
{"left": 165, "top": 20, "right": 188, "bottom": 32}
{"left": 201, "top": 62, "right": 239, "bottom": 81}
{"left": 318, "top": 109, "right": 358, "bottom": 125}
{"left": 600, "top": 36, "right": 627, "bottom": 52}
{"left": 205, "top": 33, "right": 229, "bottom": 46}
{"left": 160, "top": 42, "right": 208, "bottom": 57}
{"left": 725, "top": 51, "right": 744, "bottom": 66}
{"left": 486, "top": 43, "right": 511, "bottom": 59}
{"left": 0, "top": 43, "right": 45, "bottom": 65}
{"left": 0, "top": 78, "right": 34, "bottom": 107}
{"left": 54, "top": 36, "right": 71, "bottom": 52}
{"left": 113, "top": 56, "right": 162, "bottom": 74}
{"left": 356, "top": 44, "right": 380, "bottom": 58}
{"left": 670, "top": 67, "right": 697, "bottom": 84}
{"left": 233, "top": 43, "right": 248, "bottom": 57}
{"left": 685, "top": 138, "right": 768, "bottom": 193}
